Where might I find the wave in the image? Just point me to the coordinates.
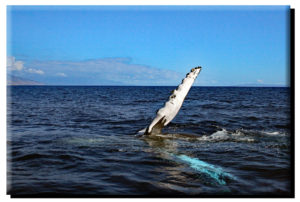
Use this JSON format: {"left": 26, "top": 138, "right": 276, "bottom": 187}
{"left": 13, "top": 153, "right": 49, "bottom": 161}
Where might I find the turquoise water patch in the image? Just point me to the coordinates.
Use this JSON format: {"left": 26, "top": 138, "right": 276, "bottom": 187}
{"left": 175, "top": 154, "right": 236, "bottom": 185}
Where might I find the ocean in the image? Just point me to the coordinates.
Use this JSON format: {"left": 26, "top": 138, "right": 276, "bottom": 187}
{"left": 7, "top": 86, "right": 292, "bottom": 197}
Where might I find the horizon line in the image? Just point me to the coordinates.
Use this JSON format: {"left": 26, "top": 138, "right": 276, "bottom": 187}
{"left": 7, "top": 84, "right": 289, "bottom": 88}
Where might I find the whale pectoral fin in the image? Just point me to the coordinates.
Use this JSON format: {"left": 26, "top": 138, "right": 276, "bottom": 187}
{"left": 144, "top": 66, "right": 202, "bottom": 136}
{"left": 144, "top": 116, "right": 166, "bottom": 135}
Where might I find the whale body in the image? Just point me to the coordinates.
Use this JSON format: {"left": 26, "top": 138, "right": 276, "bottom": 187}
{"left": 175, "top": 154, "right": 236, "bottom": 185}
{"left": 144, "top": 66, "right": 202, "bottom": 135}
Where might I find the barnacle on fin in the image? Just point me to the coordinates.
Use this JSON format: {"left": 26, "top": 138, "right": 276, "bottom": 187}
{"left": 170, "top": 94, "right": 176, "bottom": 99}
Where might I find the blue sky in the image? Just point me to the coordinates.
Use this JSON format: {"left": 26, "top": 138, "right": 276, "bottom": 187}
{"left": 7, "top": 6, "right": 290, "bottom": 86}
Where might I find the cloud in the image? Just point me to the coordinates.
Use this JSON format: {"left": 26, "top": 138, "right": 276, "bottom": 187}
{"left": 7, "top": 56, "right": 24, "bottom": 71}
{"left": 56, "top": 72, "right": 67, "bottom": 77}
{"left": 27, "top": 68, "right": 44, "bottom": 75}
{"left": 25, "top": 58, "right": 183, "bottom": 85}
{"left": 7, "top": 56, "right": 45, "bottom": 76}
{"left": 257, "top": 79, "right": 263, "bottom": 84}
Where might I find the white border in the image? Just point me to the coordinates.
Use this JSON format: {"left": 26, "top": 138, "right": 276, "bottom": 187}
{"left": 0, "top": 0, "right": 298, "bottom": 6}
{"left": 1, "top": 0, "right": 298, "bottom": 201}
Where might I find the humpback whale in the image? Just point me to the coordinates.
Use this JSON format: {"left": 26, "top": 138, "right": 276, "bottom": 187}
{"left": 141, "top": 66, "right": 236, "bottom": 185}
{"left": 144, "top": 66, "right": 202, "bottom": 135}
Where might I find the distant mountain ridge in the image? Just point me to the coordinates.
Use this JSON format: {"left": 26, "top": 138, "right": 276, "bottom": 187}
{"left": 7, "top": 75, "right": 44, "bottom": 86}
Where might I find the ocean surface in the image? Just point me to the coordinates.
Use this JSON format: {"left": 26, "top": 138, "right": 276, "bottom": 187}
{"left": 7, "top": 86, "right": 292, "bottom": 197}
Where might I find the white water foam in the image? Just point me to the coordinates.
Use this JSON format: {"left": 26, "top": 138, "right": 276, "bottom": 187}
{"left": 260, "top": 131, "right": 286, "bottom": 136}
{"left": 241, "top": 129, "right": 287, "bottom": 137}
{"left": 197, "top": 129, "right": 255, "bottom": 143}
{"left": 138, "top": 127, "right": 286, "bottom": 143}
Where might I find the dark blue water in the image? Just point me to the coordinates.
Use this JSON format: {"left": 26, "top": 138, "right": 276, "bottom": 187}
{"left": 7, "top": 86, "right": 292, "bottom": 196}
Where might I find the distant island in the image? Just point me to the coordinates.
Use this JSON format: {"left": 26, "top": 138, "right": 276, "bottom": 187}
{"left": 6, "top": 75, "right": 287, "bottom": 87}
{"left": 231, "top": 83, "right": 287, "bottom": 87}
{"left": 7, "top": 75, "right": 44, "bottom": 86}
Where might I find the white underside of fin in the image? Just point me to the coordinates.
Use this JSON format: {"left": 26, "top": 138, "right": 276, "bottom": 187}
{"left": 145, "top": 67, "right": 202, "bottom": 135}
